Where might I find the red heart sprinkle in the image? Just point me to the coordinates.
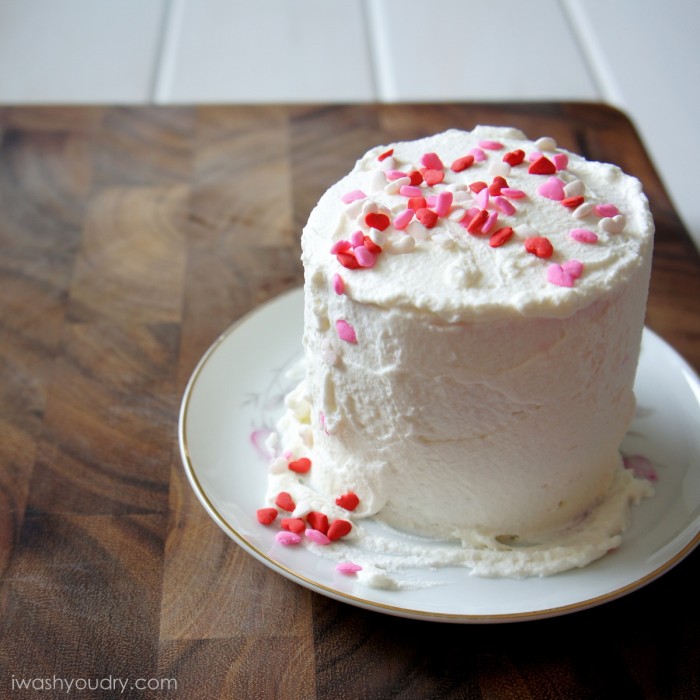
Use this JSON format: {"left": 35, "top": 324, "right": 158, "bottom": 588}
{"left": 306, "top": 511, "right": 329, "bottom": 534}
{"left": 365, "top": 212, "right": 391, "bottom": 231}
{"left": 416, "top": 208, "right": 438, "bottom": 228}
{"left": 489, "top": 176, "right": 509, "bottom": 196}
{"left": 524, "top": 236, "right": 554, "bottom": 258}
{"left": 528, "top": 156, "right": 557, "bottom": 175}
{"left": 288, "top": 457, "right": 311, "bottom": 473}
{"left": 256, "top": 508, "right": 278, "bottom": 525}
{"left": 408, "top": 196, "right": 427, "bottom": 211}
{"left": 280, "top": 517, "right": 306, "bottom": 533}
{"left": 503, "top": 149, "right": 525, "bottom": 166}
{"left": 408, "top": 170, "right": 424, "bottom": 186}
{"left": 337, "top": 252, "right": 360, "bottom": 269}
{"left": 561, "top": 195, "right": 584, "bottom": 208}
{"left": 328, "top": 519, "right": 353, "bottom": 541}
{"left": 274, "top": 492, "right": 296, "bottom": 512}
{"left": 377, "top": 148, "right": 393, "bottom": 162}
{"left": 466, "top": 209, "right": 489, "bottom": 234}
{"left": 421, "top": 168, "right": 444, "bottom": 186}
{"left": 451, "top": 155, "right": 475, "bottom": 172}
{"left": 469, "top": 181, "right": 488, "bottom": 194}
{"left": 489, "top": 226, "right": 514, "bottom": 248}
{"left": 335, "top": 492, "right": 360, "bottom": 511}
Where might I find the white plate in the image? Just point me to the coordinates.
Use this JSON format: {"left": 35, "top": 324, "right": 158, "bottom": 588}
{"left": 179, "top": 287, "right": 700, "bottom": 623}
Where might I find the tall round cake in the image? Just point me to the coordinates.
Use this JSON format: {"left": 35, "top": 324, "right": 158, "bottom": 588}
{"left": 265, "top": 125, "right": 655, "bottom": 577}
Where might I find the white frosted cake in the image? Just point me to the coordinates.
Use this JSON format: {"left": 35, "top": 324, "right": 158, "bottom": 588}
{"left": 261, "top": 125, "right": 655, "bottom": 578}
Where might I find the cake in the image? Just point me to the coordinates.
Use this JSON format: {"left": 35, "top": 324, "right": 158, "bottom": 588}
{"left": 261, "top": 125, "right": 655, "bottom": 578}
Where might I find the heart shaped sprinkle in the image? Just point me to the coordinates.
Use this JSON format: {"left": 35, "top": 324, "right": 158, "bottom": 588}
{"left": 528, "top": 155, "right": 556, "bottom": 175}
{"left": 489, "top": 175, "right": 509, "bottom": 195}
{"left": 336, "top": 561, "right": 363, "bottom": 575}
{"left": 336, "top": 319, "right": 357, "bottom": 343}
{"left": 435, "top": 191, "right": 453, "bottom": 216}
{"left": 547, "top": 264, "right": 575, "bottom": 287}
{"left": 275, "top": 531, "right": 302, "bottom": 546}
{"left": 280, "top": 517, "right": 306, "bottom": 534}
{"left": 421, "top": 152, "right": 444, "bottom": 169}
{"left": 562, "top": 259, "right": 583, "bottom": 278}
{"left": 561, "top": 195, "right": 584, "bottom": 208}
{"left": 595, "top": 203, "right": 619, "bottom": 218}
{"left": 274, "top": 492, "right": 296, "bottom": 512}
{"left": 305, "top": 528, "right": 331, "bottom": 545}
{"left": 466, "top": 209, "right": 489, "bottom": 234}
{"left": 599, "top": 214, "right": 626, "bottom": 234}
{"left": 524, "top": 236, "right": 554, "bottom": 258}
{"left": 451, "top": 155, "right": 474, "bottom": 172}
{"left": 478, "top": 139, "right": 503, "bottom": 150}
{"left": 341, "top": 189, "right": 366, "bottom": 204}
{"left": 332, "top": 273, "right": 345, "bottom": 295}
{"left": 421, "top": 168, "right": 444, "bottom": 186}
{"left": 570, "top": 228, "right": 598, "bottom": 243}
{"left": 553, "top": 153, "right": 569, "bottom": 170}
{"left": 503, "top": 149, "right": 525, "bottom": 166}
{"left": 416, "top": 208, "right": 439, "bottom": 228}
{"left": 365, "top": 212, "right": 390, "bottom": 231}
{"left": 393, "top": 209, "right": 414, "bottom": 230}
{"left": 287, "top": 457, "right": 312, "bottom": 473}
{"left": 306, "top": 511, "right": 329, "bottom": 534}
{"left": 547, "top": 260, "right": 583, "bottom": 287}
{"left": 354, "top": 245, "right": 377, "bottom": 268}
{"left": 256, "top": 507, "right": 278, "bottom": 525}
{"left": 327, "top": 519, "right": 353, "bottom": 541}
{"left": 489, "top": 226, "right": 514, "bottom": 248}
{"left": 336, "top": 252, "right": 360, "bottom": 269}
{"left": 537, "top": 177, "right": 565, "bottom": 200}
{"left": 335, "top": 492, "right": 360, "bottom": 511}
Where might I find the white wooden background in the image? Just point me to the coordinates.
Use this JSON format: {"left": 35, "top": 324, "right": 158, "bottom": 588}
{"left": 1, "top": 0, "right": 698, "bottom": 250}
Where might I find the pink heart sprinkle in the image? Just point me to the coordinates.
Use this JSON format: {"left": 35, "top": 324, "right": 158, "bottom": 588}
{"left": 481, "top": 211, "right": 499, "bottom": 234}
{"left": 305, "top": 528, "right": 331, "bottom": 545}
{"left": 399, "top": 185, "right": 423, "bottom": 197}
{"left": 341, "top": 189, "right": 366, "bottom": 204}
{"left": 336, "top": 319, "right": 357, "bottom": 343}
{"left": 547, "top": 264, "right": 575, "bottom": 288}
{"left": 553, "top": 153, "right": 569, "bottom": 170}
{"left": 570, "top": 228, "right": 598, "bottom": 243}
{"left": 393, "top": 209, "right": 414, "bottom": 230}
{"left": 354, "top": 246, "right": 377, "bottom": 268}
{"left": 275, "top": 531, "right": 302, "bottom": 546}
{"left": 562, "top": 259, "right": 583, "bottom": 278}
{"left": 435, "top": 191, "right": 453, "bottom": 216}
{"left": 537, "top": 177, "right": 565, "bottom": 201}
{"left": 350, "top": 229, "right": 364, "bottom": 247}
{"left": 595, "top": 203, "right": 620, "bottom": 217}
{"left": 469, "top": 147, "right": 487, "bottom": 162}
{"left": 500, "top": 187, "right": 526, "bottom": 199}
{"left": 336, "top": 561, "right": 363, "bottom": 575}
{"left": 330, "top": 240, "right": 351, "bottom": 255}
{"left": 493, "top": 196, "right": 516, "bottom": 215}
{"left": 385, "top": 169, "right": 408, "bottom": 181}
{"left": 332, "top": 273, "right": 344, "bottom": 295}
{"left": 476, "top": 187, "right": 490, "bottom": 209}
{"left": 420, "top": 152, "right": 444, "bottom": 170}
{"left": 478, "top": 139, "right": 503, "bottom": 150}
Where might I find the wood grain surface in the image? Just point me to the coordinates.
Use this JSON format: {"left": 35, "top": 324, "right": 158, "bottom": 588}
{"left": 0, "top": 104, "right": 698, "bottom": 699}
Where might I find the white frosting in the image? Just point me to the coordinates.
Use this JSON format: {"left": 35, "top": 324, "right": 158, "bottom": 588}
{"left": 265, "top": 126, "right": 655, "bottom": 579}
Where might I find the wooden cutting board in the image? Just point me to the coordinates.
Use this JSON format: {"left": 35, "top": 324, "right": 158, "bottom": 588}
{"left": 0, "top": 104, "right": 698, "bottom": 698}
